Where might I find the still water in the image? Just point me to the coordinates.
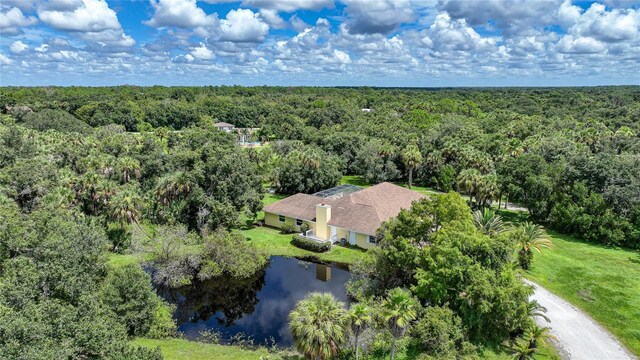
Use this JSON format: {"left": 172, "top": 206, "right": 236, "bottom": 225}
{"left": 158, "top": 256, "right": 351, "bottom": 346}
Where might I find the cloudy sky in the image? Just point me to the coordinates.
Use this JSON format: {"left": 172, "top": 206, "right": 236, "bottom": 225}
{"left": 1, "top": 0, "right": 639, "bottom": 86}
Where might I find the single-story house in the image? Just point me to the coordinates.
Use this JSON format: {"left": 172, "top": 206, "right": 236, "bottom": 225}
{"left": 263, "top": 182, "right": 424, "bottom": 249}
{"left": 214, "top": 122, "right": 235, "bottom": 132}
{"left": 214, "top": 121, "right": 261, "bottom": 145}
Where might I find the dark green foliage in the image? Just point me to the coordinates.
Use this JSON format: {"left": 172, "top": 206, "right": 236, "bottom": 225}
{"left": 273, "top": 146, "right": 342, "bottom": 194}
{"left": 280, "top": 222, "right": 296, "bottom": 234}
{"left": 199, "top": 229, "right": 268, "bottom": 279}
{"left": 100, "top": 264, "right": 164, "bottom": 337}
{"left": 21, "top": 109, "right": 92, "bottom": 134}
{"left": 411, "top": 306, "right": 469, "bottom": 357}
{"left": 350, "top": 192, "right": 530, "bottom": 348}
{"left": 0, "top": 204, "right": 161, "bottom": 358}
{"left": 292, "top": 234, "right": 332, "bottom": 252}
{"left": 0, "top": 85, "right": 639, "bottom": 358}
{"left": 300, "top": 222, "right": 310, "bottom": 235}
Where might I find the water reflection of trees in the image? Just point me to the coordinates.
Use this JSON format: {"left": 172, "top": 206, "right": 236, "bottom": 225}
{"left": 158, "top": 264, "right": 267, "bottom": 327}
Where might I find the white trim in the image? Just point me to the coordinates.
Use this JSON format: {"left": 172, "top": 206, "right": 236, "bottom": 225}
{"left": 349, "top": 231, "right": 356, "bottom": 246}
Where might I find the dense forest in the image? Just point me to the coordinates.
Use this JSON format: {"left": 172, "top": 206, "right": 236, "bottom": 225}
{"left": 2, "top": 86, "right": 639, "bottom": 247}
{"left": 0, "top": 86, "right": 638, "bottom": 359}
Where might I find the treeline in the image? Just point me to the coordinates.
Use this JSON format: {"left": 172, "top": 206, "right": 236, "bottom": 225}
{"left": 0, "top": 117, "right": 267, "bottom": 357}
{"left": 2, "top": 85, "right": 639, "bottom": 249}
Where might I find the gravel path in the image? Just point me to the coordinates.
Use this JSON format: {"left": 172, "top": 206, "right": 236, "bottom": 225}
{"left": 525, "top": 279, "right": 636, "bottom": 360}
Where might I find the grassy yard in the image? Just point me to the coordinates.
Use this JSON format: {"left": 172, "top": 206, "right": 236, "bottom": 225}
{"left": 132, "top": 338, "right": 281, "bottom": 360}
{"left": 241, "top": 225, "right": 367, "bottom": 265}
{"left": 133, "top": 337, "right": 557, "bottom": 360}
{"left": 107, "top": 253, "right": 143, "bottom": 268}
{"left": 526, "top": 231, "right": 640, "bottom": 356}
{"left": 496, "top": 209, "right": 640, "bottom": 356}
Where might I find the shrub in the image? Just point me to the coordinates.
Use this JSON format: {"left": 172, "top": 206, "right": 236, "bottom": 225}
{"left": 300, "top": 222, "right": 310, "bottom": 235}
{"left": 200, "top": 229, "right": 268, "bottom": 279}
{"left": 280, "top": 222, "right": 296, "bottom": 234}
{"left": 411, "top": 306, "right": 466, "bottom": 357}
{"left": 100, "top": 264, "right": 160, "bottom": 337}
{"left": 147, "top": 301, "right": 177, "bottom": 339}
{"left": 292, "top": 234, "right": 331, "bottom": 252}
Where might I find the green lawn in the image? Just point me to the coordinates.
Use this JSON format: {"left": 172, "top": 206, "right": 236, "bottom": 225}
{"left": 133, "top": 337, "right": 557, "bottom": 360}
{"left": 107, "top": 253, "right": 143, "bottom": 268}
{"left": 132, "top": 338, "right": 282, "bottom": 360}
{"left": 241, "top": 225, "right": 367, "bottom": 265}
{"left": 526, "top": 231, "right": 640, "bottom": 356}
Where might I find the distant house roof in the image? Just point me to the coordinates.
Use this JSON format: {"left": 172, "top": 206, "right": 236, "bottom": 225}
{"left": 214, "top": 122, "right": 235, "bottom": 128}
{"left": 263, "top": 182, "right": 424, "bottom": 235}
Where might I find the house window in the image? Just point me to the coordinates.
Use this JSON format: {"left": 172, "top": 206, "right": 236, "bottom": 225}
{"left": 296, "top": 219, "right": 303, "bottom": 226}
{"left": 368, "top": 235, "right": 377, "bottom": 244}
{"left": 278, "top": 215, "right": 285, "bottom": 223}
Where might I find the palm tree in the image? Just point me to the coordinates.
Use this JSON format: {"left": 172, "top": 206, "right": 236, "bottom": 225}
{"left": 456, "top": 168, "right": 481, "bottom": 204}
{"left": 348, "top": 303, "right": 372, "bottom": 360}
{"left": 155, "top": 171, "right": 193, "bottom": 206}
{"left": 511, "top": 340, "right": 535, "bottom": 360}
{"left": 401, "top": 144, "right": 423, "bottom": 189}
{"left": 524, "top": 324, "right": 555, "bottom": 349}
{"left": 108, "top": 189, "right": 143, "bottom": 229}
{"left": 381, "top": 288, "right": 418, "bottom": 360}
{"left": 289, "top": 292, "right": 348, "bottom": 360}
{"left": 526, "top": 300, "right": 550, "bottom": 323}
{"left": 475, "top": 174, "right": 499, "bottom": 209}
{"left": 514, "top": 222, "right": 553, "bottom": 269}
{"left": 473, "top": 208, "right": 505, "bottom": 236}
{"left": 77, "top": 172, "right": 101, "bottom": 214}
{"left": 117, "top": 157, "right": 141, "bottom": 183}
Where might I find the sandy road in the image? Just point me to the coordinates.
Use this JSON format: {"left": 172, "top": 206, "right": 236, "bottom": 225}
{"left": 525, "top": 279, "right": 636, "bottom": 360}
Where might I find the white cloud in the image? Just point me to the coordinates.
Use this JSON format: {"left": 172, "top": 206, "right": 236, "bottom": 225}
{"left": 422, "top": 12, "right": 496, "bottom": 52}
{"left": 556, "top": 35, "right": 607, "bottom": 54}
{"left": 240, "top": 0, "right": 333, "bottom": 12}
{"left": 438, "top": 0, "right": 562, "bottom": 36}
{"left": 258, "top": 9, "right": 286, "bottom": 29}
{"left": 1, "top": 0, "right": 38, "bottom": 11}
{"left": 191, "top": 42, "right": 215, "bottom": 59}
{"left": 343, "top": 0, "right": 415, "bottom": 34}
{"left": 219, "top": 9, "right": 269, "bottom": 42}
{"left": 557, "top": 0, "right": 581, "bottom": 27}
{"left": 38, "top": 0, "right": 121, "bottom": 32}
{"left": 10, "top": 40, "right": 29, "bottom": 54}
{"left": 0, "top": 7, "right": 38, "bottom": 34}
{"left": 569, "top": 3, "right": 639, "bottom": 42}
{"left": 0, "top": 53, "right": 13, "bottom": 65}
{"left": 144, "top": 0, "right": 218, "bottom": 28}
{"left": 332, "top": 49, "right": 351, "bottom": 64}
{"left": 36, "top": 0, "right": 135, "bottom": 48}
{"left": 290, "top": 14, "right": 310, "bottom": 32}
{"left": 35, "top": 44, "right": 50, "bottom": 53}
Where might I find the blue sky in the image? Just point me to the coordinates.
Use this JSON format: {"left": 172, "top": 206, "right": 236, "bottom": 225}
{"left": 1, "top": 0, "right": 639, "bottom": 86}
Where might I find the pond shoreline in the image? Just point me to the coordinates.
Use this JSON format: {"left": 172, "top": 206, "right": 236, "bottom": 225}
{"left": 156, "top": 256, "right": 352, "bottom": 347}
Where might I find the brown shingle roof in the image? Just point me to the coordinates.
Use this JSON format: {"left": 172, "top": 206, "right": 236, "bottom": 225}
{"left": 263, "top": 182, "right": 424, "bottom": 235}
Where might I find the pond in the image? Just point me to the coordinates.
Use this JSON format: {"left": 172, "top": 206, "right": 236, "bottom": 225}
{"left": 158, "top": 256, "right": 351, "bottom": 346}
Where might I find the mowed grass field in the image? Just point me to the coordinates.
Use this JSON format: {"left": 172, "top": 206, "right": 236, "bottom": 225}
{"left": 526, "top": 231, "right": 640, "bottom": 356}
{"left": 133, "top": 338, "right": 282, "bottom": 360}
{"left": 133, "top": 337, "right": 558, "bottom": 360}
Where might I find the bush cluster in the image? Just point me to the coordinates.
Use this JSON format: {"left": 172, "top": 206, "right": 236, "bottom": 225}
{"left": 291, "top": 234, "right": 331, "bottom": 252}
{"left": 280, "top": 222, "right": 296, "bottom": 234}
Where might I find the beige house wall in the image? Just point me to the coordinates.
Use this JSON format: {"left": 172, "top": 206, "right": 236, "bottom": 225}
{"left": 264, "top": 212, "right": 315, "bottom": 232}
{"left": 265, "top": 211, "right": 377, "bottom": 249}
{"left": 355, "top": 233, "right": 377, "bottom": 249}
